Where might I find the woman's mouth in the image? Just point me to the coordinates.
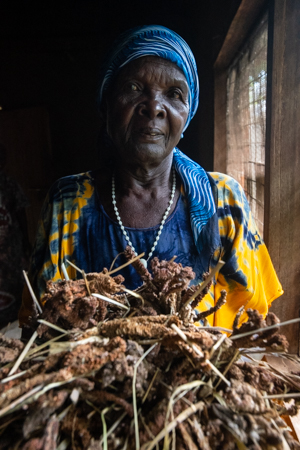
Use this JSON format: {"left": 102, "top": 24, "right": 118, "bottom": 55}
{"left": 138, "top": 128, "right": 164, "bottom": 140}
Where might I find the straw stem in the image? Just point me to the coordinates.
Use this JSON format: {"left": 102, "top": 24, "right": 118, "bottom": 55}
{"left": 133, "top": 343, "right": 158, "bottom": 450}
{"left": 171, "top": 324, "right": 230, "bottom": 387}
{"left": 22, "top": 271, "right": 43, "bottom": 314}
{"left": 65, "top": 259, "right": 82, "bottom": 274}
{"left": 184, "top": 260, "right": 225, "bottom": 307}
{"left": 92, "top": 293, "right": 129, "bottom": 310}
{"left": 37, "top": 319, "right": 68, "bottom": 334}
{"left": 108, "top": 253, "right": 145, "bottom": 275}
{"left": 61, "top": 262, "right": 70, "bottom": 281}
{"left": 9, "top": 331, "right": 38, "bottom": 376}
{"left": 141, "top": 401, "right": 205, "bottom": 450}
{"left": 230, "top": 317, "right": 300, "bottom": 341}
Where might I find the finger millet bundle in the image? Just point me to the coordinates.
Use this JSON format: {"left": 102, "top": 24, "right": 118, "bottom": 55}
{"left": 0, "top": 249, "right": 300, "bottom": 449}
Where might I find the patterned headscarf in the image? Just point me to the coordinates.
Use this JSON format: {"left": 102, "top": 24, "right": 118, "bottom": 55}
{"left": 98, "top": 25, "right": 199, "bottom": 132}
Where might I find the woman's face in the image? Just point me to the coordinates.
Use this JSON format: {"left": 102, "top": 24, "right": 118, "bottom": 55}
{"left": 105, "top": 56, "right": 189, "bottom": 168}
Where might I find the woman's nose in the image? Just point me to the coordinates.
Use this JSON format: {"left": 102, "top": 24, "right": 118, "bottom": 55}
{"left": 137, "top": 93, "right": 166, "bottom": 119}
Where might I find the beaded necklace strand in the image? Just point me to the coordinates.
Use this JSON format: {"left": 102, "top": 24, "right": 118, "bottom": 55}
{"left": 112, "top": 167, "right": 176, "bottom": 268}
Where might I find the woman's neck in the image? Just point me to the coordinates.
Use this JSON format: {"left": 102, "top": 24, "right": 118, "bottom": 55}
{"left": 97, "top": 155, "right": 180, "bottom": 228}
{"left": 114, "top": 153, "right": 173, "bottom": 191}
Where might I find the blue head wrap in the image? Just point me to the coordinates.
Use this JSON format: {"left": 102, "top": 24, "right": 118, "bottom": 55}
{"left": 98, "top": 25, "right": 199, "bottom": 132}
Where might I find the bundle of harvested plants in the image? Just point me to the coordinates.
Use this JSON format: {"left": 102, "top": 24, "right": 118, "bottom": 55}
{"left": 1, "top": 251, "right": 300, "bottom": 449}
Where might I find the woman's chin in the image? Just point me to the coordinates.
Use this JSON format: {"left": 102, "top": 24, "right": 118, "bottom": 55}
{"left": 121, "top": 141, "right": 174, "bottom": 166}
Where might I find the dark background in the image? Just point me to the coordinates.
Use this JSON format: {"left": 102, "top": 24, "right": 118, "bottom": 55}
{"left": 0, "top": 0, "right": 241, "bottom": 181}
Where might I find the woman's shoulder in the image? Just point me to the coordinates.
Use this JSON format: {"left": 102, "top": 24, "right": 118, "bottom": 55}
{"left": 208, "top": 172, "right": 249, "bottom": 211}
{"left": 208, "top": 171, "right": 241, "bottom": 187}
{"left": 47, "top": 171, "right": 95, "bottom": 203}
{"left": 208, "top": 172, "right": 245, "bottom": 196}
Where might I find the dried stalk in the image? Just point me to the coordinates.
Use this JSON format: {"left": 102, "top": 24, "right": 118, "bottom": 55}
{"left": 56, "top": 439, "right": 70, "bottom": 450}
{"left": 184, "top": 260, "right": 225, "bottom": 307}
{"left": 230, "top": 317, "right": 300, "bottom": 340}
{"left": 26, "top": 332, "right": 69, "bottom": 358}
{"left": 92, "top": 293, "right": 129, "bottom": 310}
{"left": 141, "top": 401, "right": 205, "bottom": 450}
{"left": 171, "top": 323, "right": 230, "bottom": 387}
{"left": 209, "top": 333, "right": 227, "bottom": 358}
{"left": 142, "top": 368, "right": 160, "bottom": 404}
{"left": 122, "top": 288, "right": 145, "bottom": 306}
{"left": 133, "top": 343, "right": 158, "bottom": 450}
{"left": 37, "top": 319, "right": 68, "bottom": 334}
{"left": 1, "top": 369, "right": 28, "bottom": 384}
{"left": 99, "top": 411, "right": 127, "bottom": 447}
{"left": 9, "top": 331, "right": 38, "bottom": 376}
{"left": 65, "top": 259, "right": 82, "bottom": 274}
{"left": 108, "top": 252, "right": 145, "bottom": 275}
{"left": 61, "top": 262, "right": 70, "bottom": 281}
{"left": 82, "top": 270, "right": 91, "bottom": 295}
{"left": 199, "top": 325, "right": 233, "bottom": 333}
{"left": 23, "top": 270, "right": 43, "bottom": 314}
{"left": 101, "top": 406, "right": 110, "bottom": 450}
{"left": 0, "top": 384, "right": 43, "bottom": 418}
{"left": 264, "top": 392, "right": 300, "bottom": 399}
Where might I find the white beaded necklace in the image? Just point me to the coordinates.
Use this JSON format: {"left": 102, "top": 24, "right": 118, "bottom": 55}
{"left": 112, "top": 167, "right": 176, "bottom": 268}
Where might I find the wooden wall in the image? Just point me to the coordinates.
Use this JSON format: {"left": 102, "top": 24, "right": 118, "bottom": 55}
{"left": 264, "top": 0, "right": 300, "bottom": 353}
{"left": 214, "top": 0, "right": 300, "bottom": 353}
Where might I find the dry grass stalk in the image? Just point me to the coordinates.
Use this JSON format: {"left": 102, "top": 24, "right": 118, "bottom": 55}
{"left": 184, "top": 260, "right": 225, "bottom": 307}
{"left": 171, "top": 323, "right": 231, "bottom": 387}
{"left": 82, "top": 270, "right": 91, "bottom": 295}
{"left": 108, "top": 252, "right": 145, "bottom": 275}
{"left": 23, "top": 270, "right": 43, "bottom": 314}
{"left": 230, "top": 317, "right": 300, "bottom": 340}
{"left": 37, "top": 319, "right": 68, "bottom": 334}
{"left": 122, "top": 288, "right": 145, "bottom": 306}
{"left": 1, "top": 369, "right": 28, "bottom": 384}
{"left": 92, "top": 292, "right": 129, "bottom": 310}
{"left": 133, "top": 343, "right": 158, "bottom": 450}
{"left": 61, "top": 262, "right": 70, "bottom": 281}
{"left": 8, "top": 331, "right": 38, "bottom": 376}
{"left": 0, "top": 384, "right": 42, "bottom": 419}
{"left": 65, "top": 258, "right": 82, "bottom": 274}
{"left": 141, "top": 400, "right": 205, "bottom": 450}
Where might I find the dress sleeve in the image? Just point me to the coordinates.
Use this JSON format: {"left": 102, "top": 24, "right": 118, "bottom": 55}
{"left": 209, "top": 173, "right": 283, "bottom": 330}
{"left": 19, "top": 173, "right": 95, "bottom": 327}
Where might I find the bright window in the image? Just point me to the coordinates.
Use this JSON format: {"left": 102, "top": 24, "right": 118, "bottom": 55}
{"left": 226, "top": 15, "right": 268, "bottom": 235}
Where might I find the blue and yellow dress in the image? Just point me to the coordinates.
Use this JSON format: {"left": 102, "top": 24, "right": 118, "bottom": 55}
{"left": 19, "top": 149, "right": 283, "bottom": 329}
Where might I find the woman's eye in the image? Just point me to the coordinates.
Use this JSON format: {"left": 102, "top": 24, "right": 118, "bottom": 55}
{"left": 170, "top": 90, "right": 181, "bottom": 99}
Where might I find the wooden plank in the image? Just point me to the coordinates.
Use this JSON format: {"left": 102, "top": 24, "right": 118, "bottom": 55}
{"left": 264, "top": 0, "right": 300, "bottom": 354}
{"left": 214, "top": 0, "right": 268, "bottom": 71}
{"left": 213, "top": 70, "right": 227, "bottom": 173}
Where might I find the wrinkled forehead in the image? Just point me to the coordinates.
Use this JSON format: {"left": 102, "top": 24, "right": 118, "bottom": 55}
{"left": 111, "top": 55, "right": 187, "bottom": 87}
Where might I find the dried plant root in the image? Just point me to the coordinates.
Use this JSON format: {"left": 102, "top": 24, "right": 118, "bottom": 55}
{"left": 0, "top": 258, "right": 299, "bottom": 449}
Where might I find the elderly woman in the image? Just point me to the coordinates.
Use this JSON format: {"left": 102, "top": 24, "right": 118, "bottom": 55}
{"left": 19, "top": 25, "right": 282, "bottom": 330}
